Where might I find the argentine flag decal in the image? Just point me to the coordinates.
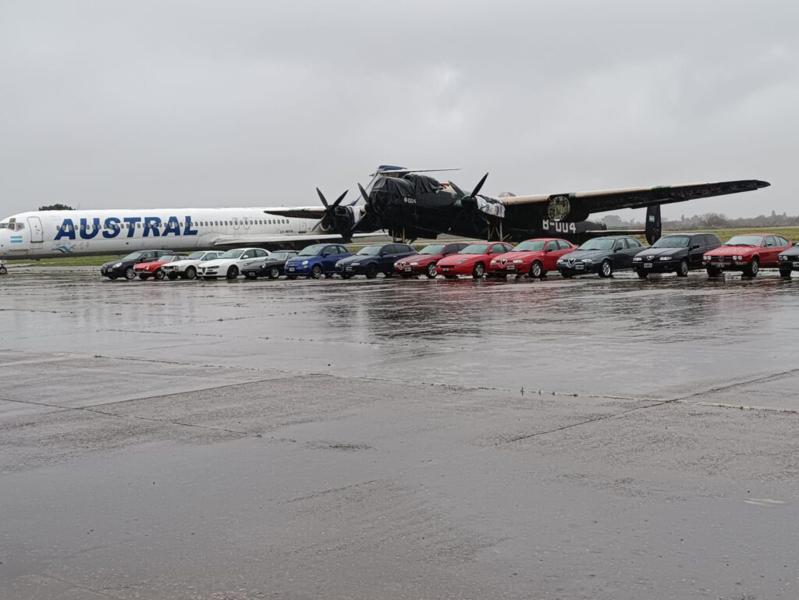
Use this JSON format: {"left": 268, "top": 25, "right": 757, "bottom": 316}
{"left": 10, "top": 235, "right": 23, "bottom": 244}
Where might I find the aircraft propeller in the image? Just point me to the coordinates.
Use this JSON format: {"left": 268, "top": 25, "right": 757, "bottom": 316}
{"left": 450, "top": 172, "right": 489, "bottom": 205}
{"left": 316, "top": 188, "right": 356, "bottom": 241}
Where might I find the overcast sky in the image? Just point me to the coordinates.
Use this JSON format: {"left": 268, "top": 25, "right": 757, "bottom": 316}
{"left": 1, "top": 0, "right": 797, "bottom": 219}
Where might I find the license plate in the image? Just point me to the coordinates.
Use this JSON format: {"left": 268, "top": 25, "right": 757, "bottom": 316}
{"left": 404, "top": 266, "right": 412, "bottom": 272}
{"left": 575, "top": 263, "right": 584, "bottom": 270}
{"left": 793, "top": 262, "right": 799, "bottom": 268}
{"left": 506, "top": 265, "right": 515, "bottom": 270}
{"left": 288, "top": 267, "right": 295, "bottom": 272}
{"left": 644, "top": 263, "right": 653, "bottom": 269}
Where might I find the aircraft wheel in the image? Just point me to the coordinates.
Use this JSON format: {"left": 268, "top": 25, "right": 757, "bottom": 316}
{"left": 742, "top": 258, "right": 759, "bottom": 278}
{"left": 226, "top": 266, "right": 239, "bottom": 280}
{"left": 472, "top": 263, "right": 485, "bottom": 279}
{"left": 268, "top": 267, "right": 280, "bottom": 279}
{"left": 529, "top": 261, "right": 545, "bottom": 279}
{"left": 599, "top": 260, "right": 613, "bottom": 278}
{"left": 426, "top": 264, "right": 437, "bottom": 279}
{"left": 124, "top": 267, "right": 136, "bottom": 280}
{"left": 677, "top": 260, "right": 689, "bottom": 277}
{"left": 184, "top": 266, "right": 197, "bottom": 280}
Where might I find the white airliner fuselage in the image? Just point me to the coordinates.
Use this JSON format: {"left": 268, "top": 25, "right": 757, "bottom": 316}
{"left": 0, "top": 208, "right": 327, "bottom": 258}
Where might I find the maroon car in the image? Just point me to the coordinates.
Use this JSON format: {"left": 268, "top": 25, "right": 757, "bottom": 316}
{"left": 394, "top": 242, "right": 469, "bottom": 279}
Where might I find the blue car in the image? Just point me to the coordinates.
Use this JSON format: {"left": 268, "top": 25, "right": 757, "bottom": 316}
{"left": 285, "top": 243, "right": 352, "bottom": 279}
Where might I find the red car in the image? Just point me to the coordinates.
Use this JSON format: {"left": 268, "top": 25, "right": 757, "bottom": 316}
{"left": 436, "top": 241, "right": 514, "bottom": 279}
{"left": 488, "top": 238, "right": 576, "bottom": 278}
{"left": 703, "top": 234, "right": 792, "bottom": 277}
{"left": 394, "top": 242, "right": 469, "bottom": 278}
{"left": 134, "top": 254, "right": 185, "bottom": 280}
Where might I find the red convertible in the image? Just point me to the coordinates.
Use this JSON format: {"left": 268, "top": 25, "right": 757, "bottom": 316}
{"left": 133, "top": 254, "right": 185, "bottom": 280}
{"left": 393, "top": 242, "right": 469, "bottom": 278}
{"left": 488, "top": 238, "right": 576, "bottom": 278}
{"left": 703, "top": 234, "right": 792, "bottom": 277}
{"left": 436, "top": 242, "right": 514, "bottom": 279}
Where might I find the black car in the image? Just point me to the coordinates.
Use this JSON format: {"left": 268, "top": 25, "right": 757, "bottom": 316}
{"left": 335, "top": 243, "right": 417, "bottom": 279}
{"left": 241, "top": 250, "right": 299, "bottom": 279}
{"left": 632, "top": 233, "right": 721, "bottom": 278}
{"left": 556, "top": 236, "right": 645, "bottom": 278}
{"left": 778, "top": 242, "right": 799, "bottom": 278}
{"left": 100, "top": 249, "right": 176, "bottom": 280}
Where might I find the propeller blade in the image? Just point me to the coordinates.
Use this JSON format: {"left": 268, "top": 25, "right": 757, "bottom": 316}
{"left": 358, "top": 183, "right": 370, "bottom": 203}
{"left": 316, "top": 188, "right": 329, "bottom": 208}
{"left": 471, "top": 173, "right": 489, "bottom": 198}
{"left": 332, "top": 190, "right": 348, "bottom": 208}
{"left": 449, "top": 181, "right": 466, "bottom": 198}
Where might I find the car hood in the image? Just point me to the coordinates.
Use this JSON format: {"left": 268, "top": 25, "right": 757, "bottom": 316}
{"left": 559, "top": 249, "right": 611, "bottom": 261}
{"left": 709, "top": 245, "right": 758, "bottom": 256}
{"left": 491, "top": 251, "right": 543, "bottom": 262}
{"left": 438, "top": 254, "right": 484, "bottom": 265}
{"left": 779, "top": 246, "right": 799, "bottom": 257}
{"left": 635, "top": 247, "right": 686, "bottom": 259}
{"left": 399, "top": 253, "right": 441, "bottom": 264}
{"left": 103, "top": 259, "right": 134, "bottom": 268}
{"left": 202, "top": 258, "right": 239, "bottom": 267}
{"left": 337, "top": 255, "right": 376, "bottom": 266}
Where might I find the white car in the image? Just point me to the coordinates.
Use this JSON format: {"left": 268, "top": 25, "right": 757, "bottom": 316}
{"left": 161, "top": 250, "right": 223, "bottom": 280}
{"left": 197, "top": 248, "right": 271, "bottom": 280}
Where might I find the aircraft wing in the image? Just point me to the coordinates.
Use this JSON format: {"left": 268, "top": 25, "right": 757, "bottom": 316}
{"left": 501, "top": 180, "right": 770, "bottom": 212}
{"left": 262, "top": 207, "right": 327, "bottom": 219}
{"left": 209, "top": 232, "right": 383, "bottom": 247}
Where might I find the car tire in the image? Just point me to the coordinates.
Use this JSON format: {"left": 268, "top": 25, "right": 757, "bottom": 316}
{"left": 530, "top": 261, "right": 545, "bottom": 279}
{"left": 154, "top": 270, "right": 165, "bottom": 281}
{"left": 743, "top": 257, "right": 759, "bottom": 278}
{"left": 599, "top": 260, "right": 613, "bottom": 278}
{"left": 184, "top": 266, "right": 197, "bottom": 280}
{"left": 706, "top": 266, "right": 722, "bottom": 278}
{"left": 677, "top": 259, "right": 689, "bottom": 277}
{"left": 365, "top": 264, "right": 378, "bottom": 279}
{"left": 310, "top": 264, "right": 323, "bottom": 279}
{"left": 472, "top": 262, "right": 485, "bottom": 279}
{"left": 779, "top": 267, "right": 792, "bottom": 278}
{"left": 426, "top": 263, "right": 437, "bottom": 279}
{"left": 268, "top": 266, "right": 280, "bottom": 279}
{"left": 167, "top": 272, "right": 178, "bottom": 281}
{"left": 124, "top": 267, "right": 136, "bottom": 280}
{"left": 636, "top": 269, "right": 648, "bottom": 279}
{"left": 226, "top": 266, "right": 239, "bottom": 280}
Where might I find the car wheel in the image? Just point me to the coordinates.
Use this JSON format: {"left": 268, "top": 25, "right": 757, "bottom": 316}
{"left": 184, "top": 266, "right": 197, "bottom": 280}
{"left": 426, "top": 263, "right": 437, "bottom": 279}
{"left": 472, "top": 262, "right": 485, "bottom": 279}
{"left": 530, "top": 261, "right": 545, "bottom": 279}
{"left": 167, "top": 272, "right": 178, "bottom": 281}
{"left": 599, "top": 260, "right": 613, "bottom": 278}
{"left": 268, "top": 266, "right": 280, "bottom": 279}
{"left": 636, "top": 269, "right": 648, "bottom": 279}
{"left": 742, "top": 257, "right": 759, "bottom": 277}
{"left": 226, "top": 266, "right": 239, "bottom": 280}
{"left": 154, "top": 270, "right": 165, "bottom": 280}
{"left": 706, "top": 266, "right": 722, "bottom": 278}
{"left": 677, "top": 259, "right": 689, "bottom": 277}
{"left": 365, "top": 264, "right": 378, "bottom": 279}
{"left": 124, "top": 267, "right": 136, "bottom": 280}
{"left": 779, "top": 267, "right": 792, "bottom": 278}
{"left": 310, "top": 264, "right": 323, "bottom": 279}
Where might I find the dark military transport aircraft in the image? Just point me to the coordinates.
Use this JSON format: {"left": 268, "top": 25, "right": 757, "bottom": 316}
{"left": 265, "top": 166, "right": 769, "bottom": 246}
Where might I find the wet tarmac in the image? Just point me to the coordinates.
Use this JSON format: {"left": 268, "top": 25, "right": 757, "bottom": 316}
{"left": 1, "top": 266, "right": 798, "bottom": 599}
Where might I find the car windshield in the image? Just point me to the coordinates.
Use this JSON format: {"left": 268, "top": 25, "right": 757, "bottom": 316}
{"left": 459, "top": 244, "right": 489, "bottom": 255}
{"left": 578, "top": 239, "right": 615, "bottom": 251}
{"left": 419, "top": 244, "right": 445, "bottom": 255}
{"left": 187, "top": 251, "right": 206, "bottom": 260}
{"left": 298, "top": 244, "right": 325, "bottom": 256}
{"left": 651, "top": 236, "right": 691, "bottom": 249}
{"left": 512, "top": 241, "right": 546, "bottom": 252}
{"left": 725, "top": 235, "right": 763, "bottom": 247}
{"left": 357, "top": 246, "right": 382, "bottom": 256}
{"left": 121, "top": 252, "right": 145, "bottom": 261}
{"left": 219, "top": 249, "right": 245, "bottom": 259}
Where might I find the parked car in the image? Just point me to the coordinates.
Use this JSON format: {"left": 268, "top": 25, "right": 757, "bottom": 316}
{"left": 703, "top": 234, "right": 793, "bottom": 277}
{"left": 778, "top": 243, "right": 799, "bottom": 278}
{"left": 134, "top": 254, "right": 186, "bottom": 280}
{"left": 100, "top": 249, "right": 176, "bottom": 280}
{"left": 0, "top": 260, "right": 6, "bottom": 275}
{"left": 557, "top": 236, "right": 645, "bottom": 278}
{"left": 633, "top": 233, "right": 721, "bottom": 278}
{"left": 488, "top": 238, "right": 576, "bottom": 278}
{"left": 284, "top": 244, "right": 351, "bottom": 279}
{"left": 436, "top": 242, "right": 514, "bottom": 279}
{"left": 161, "top": 250, "right": 224, "bottom": 280}
{"left": 335, "top": 243, "right": 416, "bottom": 279}
{"left": 394, "top": 242, "right": 469, "bottom": 279}
{"left": 241, "top": 250, "right": 299, "bottom": 279}
{"left": 197, "top": 248, "right": 271, "bottom": 280}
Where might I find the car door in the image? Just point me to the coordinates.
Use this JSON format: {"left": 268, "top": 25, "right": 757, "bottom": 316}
{"left": 763, "top": 237, "right": 780, "bottom": 266}
{"left": 543, "top": 240, "right": 561, "bottom": 269}
{"left": 610, "top": 239, "right": 628, "bottom": 268}
{"left": 378, "top": 245, "right": 395, "bottom": 271}
{"left": 321, "top": 245, "right": 339, "bottom": 271}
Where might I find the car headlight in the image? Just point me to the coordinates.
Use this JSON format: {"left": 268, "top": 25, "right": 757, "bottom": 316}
{"left": 301, "top": 260, "right": 309, "bottom": 265}
{"left": 113, "top": 262, "right": 122, "bottom": 268}
{"left": 352, "top": 262, "right": 360, "bottom": 267}
{"left": 633, "top": 257, "right": 642, "bottom": 262}
{"left": 513, "top": 259, "right": 524, "bottom": 264}
{"left": 659, "top": 256, "right": 671, "bottom": 261}
{"left": 780, "top": 255, "right": 788, "bottom": 261}
{"left": 734, "top": 255, "right": 742, "bottom": 261}
{"left": 583, "top": 259, "right": 593, "bottom": 264}
{"left": 410, "top": 262, "right": 418, "bottom": 266}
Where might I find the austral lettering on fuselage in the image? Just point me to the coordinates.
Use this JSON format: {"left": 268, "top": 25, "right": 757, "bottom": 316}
{"left": 0, "top": 208, "right": 324, "bottom": 259}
